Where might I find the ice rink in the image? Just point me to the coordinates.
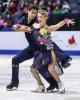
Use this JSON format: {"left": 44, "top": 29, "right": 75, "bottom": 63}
{"left": 0, "top": 55, "right": 80, "bottom": 100}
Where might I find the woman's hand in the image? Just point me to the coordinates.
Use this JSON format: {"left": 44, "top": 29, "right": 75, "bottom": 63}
{"left": 64, "top": 18, "right": 75, "bottom": 27}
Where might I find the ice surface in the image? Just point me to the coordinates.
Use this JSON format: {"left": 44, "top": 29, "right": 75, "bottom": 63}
{"left": 0, "top": 55, "right": 80, "bottom": 100}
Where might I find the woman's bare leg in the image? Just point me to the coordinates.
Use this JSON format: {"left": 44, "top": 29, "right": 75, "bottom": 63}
{"left": 48, "top": 50, "right": 61, "bottom": 82}
{"left": 48, "top": 50, "right": 65, "bottom": 93}
{"left": 30, "top": 68, "right": 45, "bottom": 92}
{"left": 30, "top": 68, "right": 44, "bottom": 85}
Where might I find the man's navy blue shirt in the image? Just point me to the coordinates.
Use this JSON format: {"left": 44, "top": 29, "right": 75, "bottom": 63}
{"left": 17, "top": 13, "right": 38, "bottom": 49}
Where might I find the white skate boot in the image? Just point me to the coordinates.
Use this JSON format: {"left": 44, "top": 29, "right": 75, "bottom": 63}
{"left": 58, "top": 82, "right": 65, "bottom": 94}
{"left": 31, "top": 84, "right": 45, "bottom": 92}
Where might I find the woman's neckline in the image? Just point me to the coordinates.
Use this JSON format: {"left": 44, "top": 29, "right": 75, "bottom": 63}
{"left": 33, "top": 23, "right": 48, "bottom": 29}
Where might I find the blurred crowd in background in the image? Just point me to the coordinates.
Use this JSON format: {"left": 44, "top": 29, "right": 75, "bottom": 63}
{"left": 0, "top": 0, "right": 80, "bottom": 31}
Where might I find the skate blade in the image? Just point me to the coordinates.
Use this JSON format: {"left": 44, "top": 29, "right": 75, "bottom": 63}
{"left": 31, "top": 89, "right": 45, "bottom": 93}
{"left": 59, "top": 88, "right": 65, "bottom": 94}
{"left": 31, "top": 89, "right": 58, "bottom": 93}
{"left": 46, "top": 88, "right": 58, "bottom": 93}
{"left": 6, "top": 87, "right": 18, "bottom": 91}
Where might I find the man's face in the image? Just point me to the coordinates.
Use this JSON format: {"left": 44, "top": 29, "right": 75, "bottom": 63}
{"left": 28, "top": 9, "right": 38, "bottom": 20}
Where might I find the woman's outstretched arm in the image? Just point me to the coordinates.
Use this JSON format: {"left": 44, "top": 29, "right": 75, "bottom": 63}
{"left": 48, "top": 18, "right": 75, "bottom": 33}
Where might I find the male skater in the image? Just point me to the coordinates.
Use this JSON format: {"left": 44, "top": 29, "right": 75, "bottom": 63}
{"left": 6, "top": 5, "right": 58, "bottom": 91}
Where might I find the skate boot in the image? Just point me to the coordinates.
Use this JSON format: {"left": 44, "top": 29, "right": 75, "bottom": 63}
{"left": 6, "top": 82, "right": 18, "bottom": 91}
{"left": 63, "top": 62, "right": 71, "bottom": 68}
{"left": 46, "top": 84, "right": 58, "bottom": 92}
{"left": 66, "top": 56, "right": 72, "bottom": 62}
{"left": 58, "top": 82, "right": 65, "bottom": 94}
{"left": 31, "top": 84, "right": 45, "bottom": 92}
{"left": 62, "top": 56, "right": 72, "bottom": 68}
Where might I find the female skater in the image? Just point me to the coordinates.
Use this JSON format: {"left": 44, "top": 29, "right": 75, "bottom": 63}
{"left": 15, "top": 10, "right": 75, "bottom": 93}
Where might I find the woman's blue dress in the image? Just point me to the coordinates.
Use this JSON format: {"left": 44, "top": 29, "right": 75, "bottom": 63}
{"left": 31, "top": 27, "right": 72, "bottom": 74}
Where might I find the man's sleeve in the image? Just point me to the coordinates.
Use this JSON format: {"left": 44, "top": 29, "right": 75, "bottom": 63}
{"left": 17, "top": 16, "right": 25, "bottom": 24}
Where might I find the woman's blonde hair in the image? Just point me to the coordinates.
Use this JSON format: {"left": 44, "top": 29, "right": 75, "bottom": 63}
{"left": 38, "top": 10, "right": 48, "bottom": 19}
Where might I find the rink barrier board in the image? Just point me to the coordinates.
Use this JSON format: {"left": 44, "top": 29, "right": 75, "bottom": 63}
{"left": 0, "top": 31, "right": 80, "bottom": 55}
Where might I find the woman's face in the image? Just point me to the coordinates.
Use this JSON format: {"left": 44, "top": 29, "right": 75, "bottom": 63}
{"left": 37, "top": 12, "right": 46, "bottom": 23}
{"left": 28, "top": 9, "right": 38, "bottom": 20}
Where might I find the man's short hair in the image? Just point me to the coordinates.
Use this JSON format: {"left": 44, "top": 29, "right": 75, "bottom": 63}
{"left": 29, "top": 5, "right": 38, "bottom": 11}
